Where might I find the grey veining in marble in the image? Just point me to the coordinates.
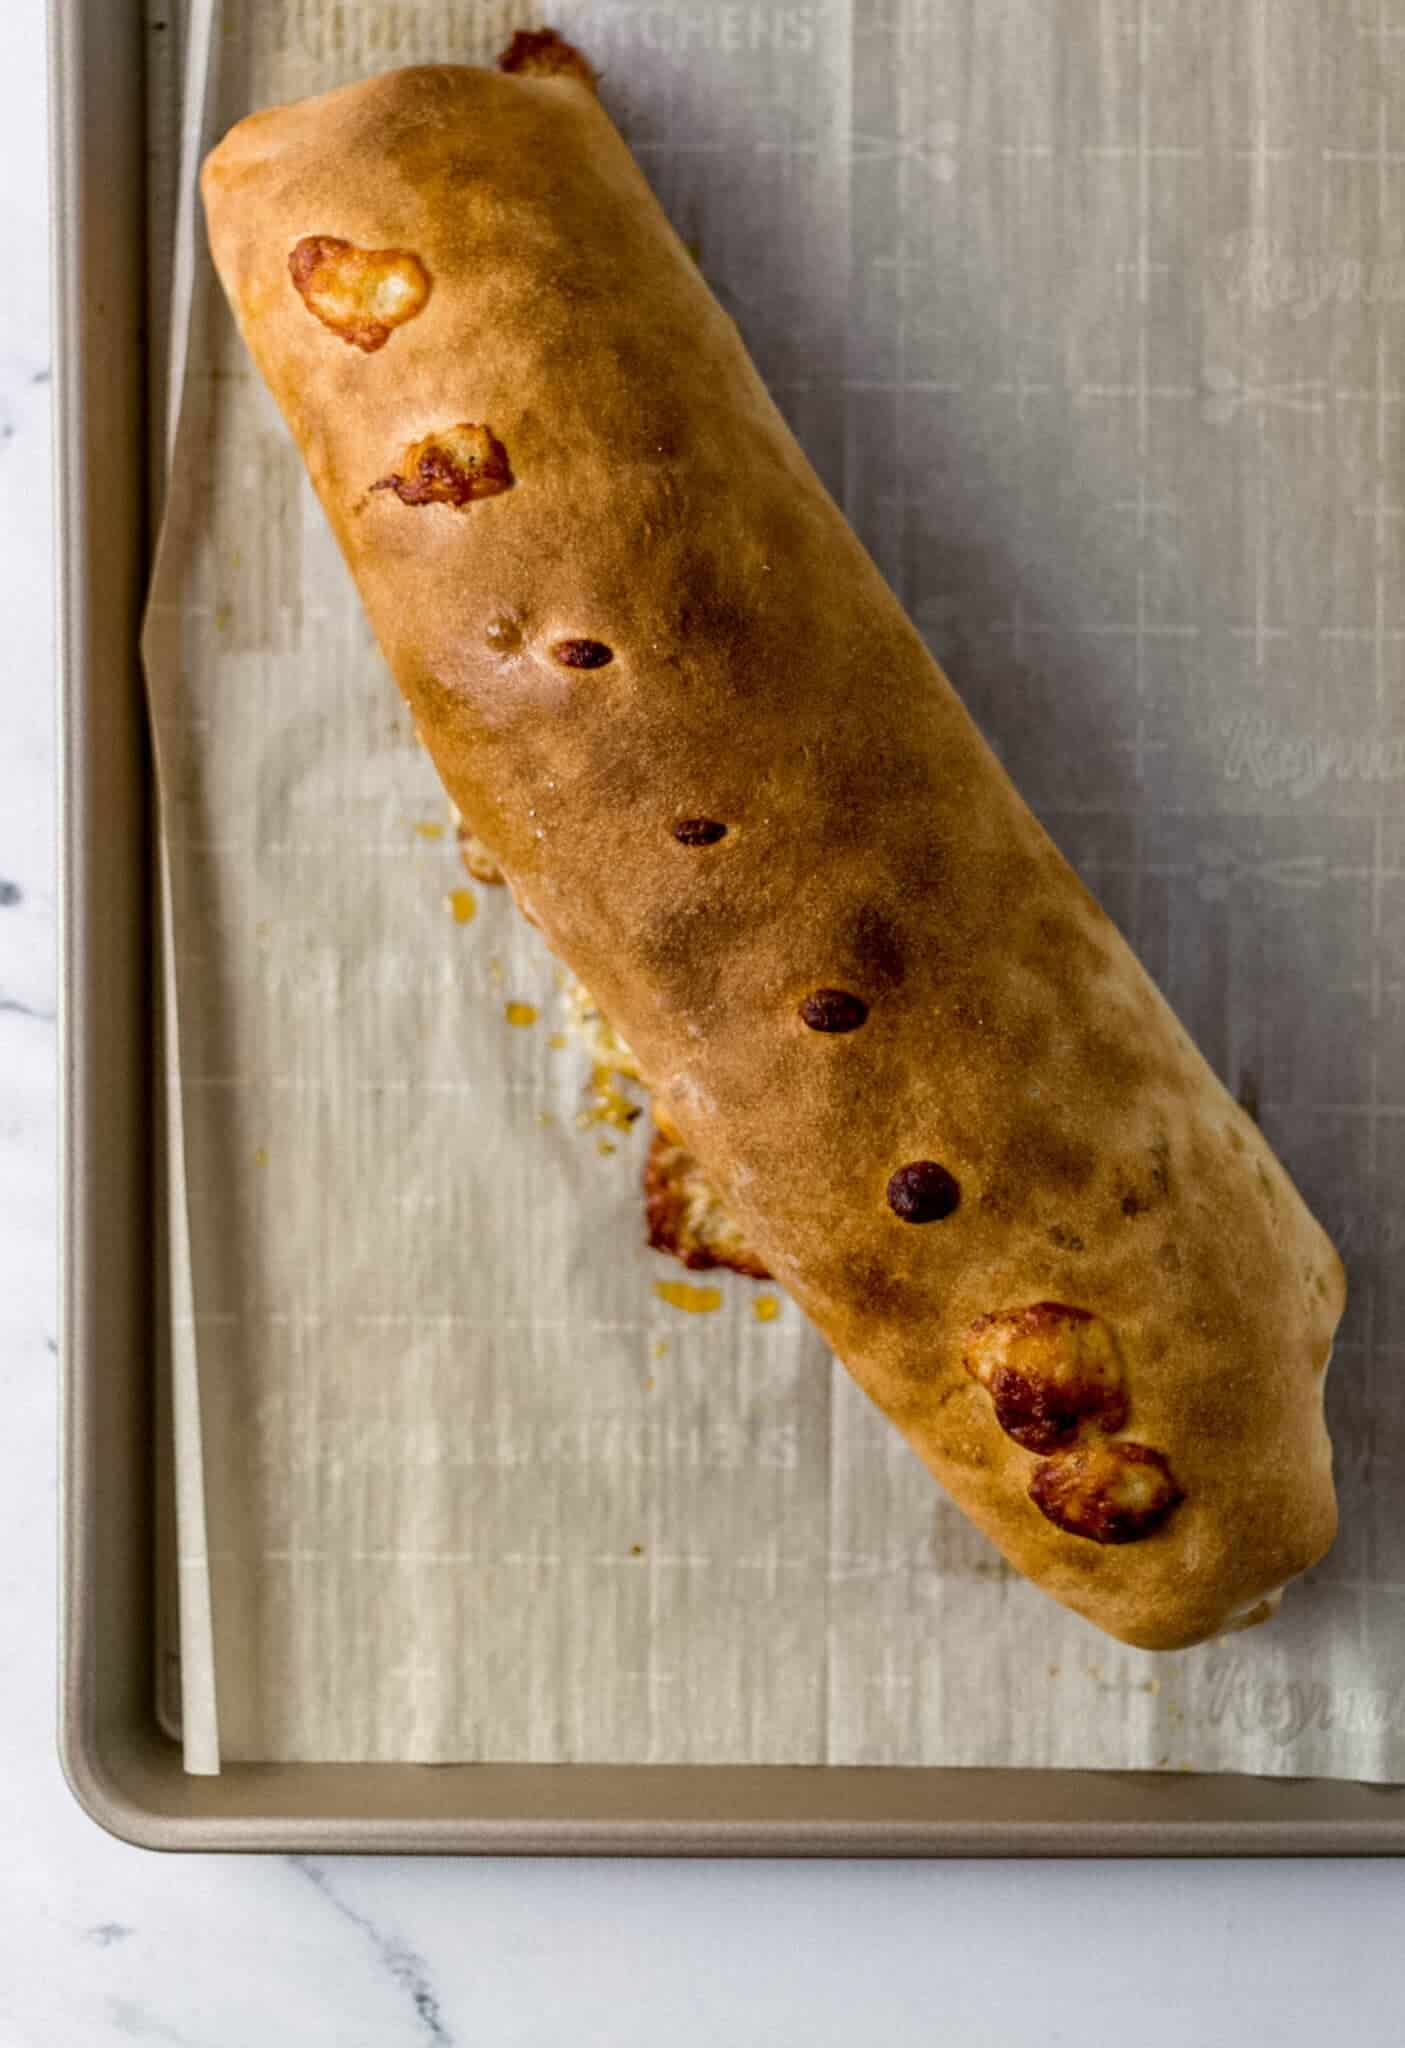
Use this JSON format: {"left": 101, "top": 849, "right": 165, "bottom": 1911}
{"left": 291, "top": 1860, "right": 456, "bottom": 2046}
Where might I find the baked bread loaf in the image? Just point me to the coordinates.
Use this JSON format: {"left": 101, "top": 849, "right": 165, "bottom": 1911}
{"left": 202, "top": 33, "right": 1344, "bottom": 1648}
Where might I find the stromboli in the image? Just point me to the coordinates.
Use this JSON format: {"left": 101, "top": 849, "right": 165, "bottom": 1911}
{"left": 201, "top": 30, "right": 1345, "bottom": 1649}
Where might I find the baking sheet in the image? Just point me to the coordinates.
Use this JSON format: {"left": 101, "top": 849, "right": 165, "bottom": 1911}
{"left": 143, "top": 0, "right": 1405, "bottom": 1780}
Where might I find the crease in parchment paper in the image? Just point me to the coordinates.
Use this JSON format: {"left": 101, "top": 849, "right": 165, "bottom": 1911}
{"left": 143, "top": 0, "right": 1405, "bottom": 1782}
{"left": 142, "top": 0, "right": 224, "bottom": 1776}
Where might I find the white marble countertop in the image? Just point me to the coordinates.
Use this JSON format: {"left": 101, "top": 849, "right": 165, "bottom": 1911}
{"left": 5, "top": 2, "right": 1404, "bottom": 2039}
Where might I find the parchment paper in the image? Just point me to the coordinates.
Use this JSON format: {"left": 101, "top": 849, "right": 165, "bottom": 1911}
{"left": 144, "top": 0, "right": 1405, "bottom": 1779}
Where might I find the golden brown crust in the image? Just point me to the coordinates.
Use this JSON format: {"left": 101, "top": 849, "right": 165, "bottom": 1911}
{"left": 455, "top": 780, "right": 775, "bottom": 1275}
{"left": 202, "top": 48, "right": 1344, "bottom": 1649}
{"left": 644, "top": 1130, "right": 771, "bottom": 1279}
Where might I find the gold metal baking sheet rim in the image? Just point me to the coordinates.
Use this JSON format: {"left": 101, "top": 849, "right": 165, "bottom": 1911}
{"left": 52, "top": 0, "right": 1405, "bottom": 1856}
